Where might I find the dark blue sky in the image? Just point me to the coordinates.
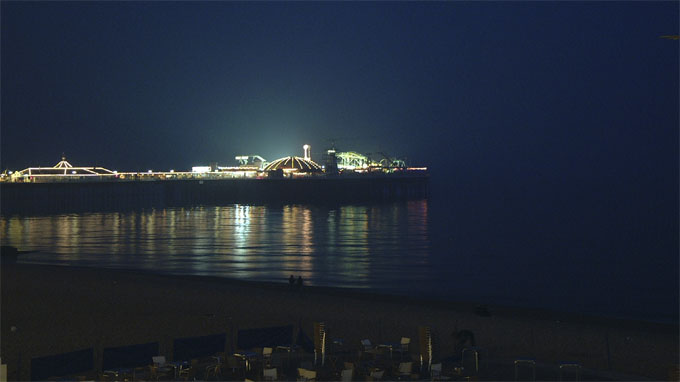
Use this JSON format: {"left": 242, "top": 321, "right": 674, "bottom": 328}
{"left": 2, "top": 2, "right": 677, "bottom": 173}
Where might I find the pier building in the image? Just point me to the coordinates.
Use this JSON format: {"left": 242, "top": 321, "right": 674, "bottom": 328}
{"left": 1, "top": 144, "right": 425, "bottom": 184}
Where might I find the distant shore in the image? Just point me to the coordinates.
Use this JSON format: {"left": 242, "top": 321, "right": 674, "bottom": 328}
{"left": 1, "top": 263, "right": 677, "bottom": 380}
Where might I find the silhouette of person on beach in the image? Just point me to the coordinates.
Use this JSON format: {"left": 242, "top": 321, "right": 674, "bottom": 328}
{"left": 289, "top": 275, "right": 295, "bottom": 287}
{"left": 296, "top": 276, "right": 303, "bottom": 288}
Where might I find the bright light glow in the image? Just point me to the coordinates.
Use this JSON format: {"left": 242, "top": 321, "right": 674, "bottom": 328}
{"left": 148, "top": 170, "right": 153, "bottom": 173}
{"left": 71, "top": 171, "right": 76, "bottom": 174}
{"left": 8, "top": 171, "right": 13, "bottom": 174}
{"left": 192, "top": 166, "right": 211, "bottom": 173}
{"left": 170, "top": 169, "right": 175, "bottom": 173}
{"left": 303, "top": 144, "right": 311, "bottom": 161}
{"left": 113, "top": 170, "right": 118, "bottom": 174}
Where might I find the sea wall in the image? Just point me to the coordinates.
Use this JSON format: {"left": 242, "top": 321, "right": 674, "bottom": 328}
{"left": 0, "top": 175, "right": 428, "bottom": 215}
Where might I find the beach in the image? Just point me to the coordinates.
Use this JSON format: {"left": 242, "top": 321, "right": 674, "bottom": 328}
{"left": 1, "top": 263, "right": 677, "bottom": 381}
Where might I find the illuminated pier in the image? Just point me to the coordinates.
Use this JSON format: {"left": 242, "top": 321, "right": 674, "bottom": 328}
{"left": 0, "top": 145, "right": 428, "bottom": 214}
{"left": 2, "top": 145, "right": 426, "bottom": 184}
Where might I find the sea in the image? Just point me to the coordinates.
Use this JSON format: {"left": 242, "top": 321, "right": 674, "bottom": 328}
{"left": 1, "top": 176, "right": 678, "bottom": 324}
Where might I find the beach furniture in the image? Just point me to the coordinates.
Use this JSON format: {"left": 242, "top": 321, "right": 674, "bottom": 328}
{"left": 204, "top": 362, "right": 222, "bottom": 380}
{"left": 341, "top": 368, "right": 353, "bottom": 382}
{"left": 178, "top": 359, "right": 199, "bottom": 381}
{"left": 397, "top": 361, "right": 413, "bottom": 380}
{"left": 514, "top": 358, "right": 536, "bottom": 381}
{"left": 429, "top": 363, "right": 443, "bottom": 381}
{"left": 150, "top": 356, "right": 175, "bottom": 380}
{"left": 148, "top": 364, "right": 174, "bottom": 381}
{"left": 102, "top": 369, "right": 132, "bottom": 381}
{"left": 368, "top": 368, "right": 385, "bottom": 381}
{"left": 131, "top": 366, "right": 151, "bottom": 381}
{"left": 461, "top": 347, "right": 487, "bottom": 376}
{"left": 226, "top": 355, "right": 246, "bottom": 378}
{"left": 262, "top": 347, "right": 273, "bottom": 367}
{"left": 361, "top": 339, "right": 377, "bottom": 359}
{"left": 558, "top": 362, "right": 581, "bottom": 381}
{"left": 297, "top": 367, "right": 317, "bottom": 381}
{"left": 380, "top": 337, "right": 411, "bottom": 360}
{"left": 234, "top": 351, "right": 258, "bottom": 371}
{"left": 398, "top": 337, "right": 411, "bottom": 358}
{"left": 389, "top": 337, "right": 411, "bottom": 360}
{"left": 152, "top": 356, "right": 166, "bottom": 367}
{"left": 263, "top": 367, "right": 278, "bottom": 381}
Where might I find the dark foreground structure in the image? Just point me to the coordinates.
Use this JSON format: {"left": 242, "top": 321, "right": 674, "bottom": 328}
{"left": 1, "top": 264, "right": 678, "bottom": 381}
{"left": 0, "top": 174, "right": 428, "bottom": 215}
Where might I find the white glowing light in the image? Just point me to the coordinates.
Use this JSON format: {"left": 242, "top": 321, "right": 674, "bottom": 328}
{"left": 71, "top": 170, "right": 77, "bottom": 174}
{"left": 148, "top": 170, "right": 153, "bottom": 173}
{"left": 192, "top": 166, "right": 211, "bottom": 173}
{"left": 170, "top": 169, "right": 175, "bottom": 173}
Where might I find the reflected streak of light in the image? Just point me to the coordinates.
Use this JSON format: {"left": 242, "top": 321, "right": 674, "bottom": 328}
{"left": 0, "top": 202, "right": 431, "bottom": 291}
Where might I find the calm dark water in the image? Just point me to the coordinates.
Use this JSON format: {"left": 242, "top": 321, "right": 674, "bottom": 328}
{"left": 1, "top": 179, "right": 678, "bottom": 323}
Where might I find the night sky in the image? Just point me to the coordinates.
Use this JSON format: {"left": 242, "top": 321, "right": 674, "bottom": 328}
{"left": 1, "top": 2, "right": 676, "bottom": 172}
{"left": 1, "top": 2, "right": 678, "bottom": 316}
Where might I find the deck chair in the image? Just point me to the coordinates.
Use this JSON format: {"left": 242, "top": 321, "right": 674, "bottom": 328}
{"left": 149, "top": 364, "right": 174, "bottom": 381}
{"left": 361, "top": 339, "right": 376, "bottom": 358}
{"left": 369, "top": 369, "right": 385, "bottom": 381}
{"left": 297, "top": 368, "right": 317, "bottom": 382}
{"left": 263, "top": 367, "right": 277, "bottom": 381}
{"left": 227, "top": 355, "right": 246, "bottom": 378}
{"left": 514, "top": 359, "right": 536, "bottom": 381}
{"left": 341, "top": 368, "right": 353, "bottom": 382}
{"left": 397, "top": 362, "right": 413, "bottom": 379}
{"left": 558, "top": 363, "right": 581, "bottom": 381}
{"left": 430, "top": 363, "right": 443, "bottom": 380}
{"left": 132, "top": 366, "right": 150, "bottom": 381}
{"left": 178, "top": 359, "right": 199, "bottom": 381}
{"left": 263, "top": 347, "right": 273, "bottom": 368}
{"left": 204, "top": 363, "right": 222, "bottom": 380}
{"left": 152, "top": 356, "right": 166, "bottom": 367}
{"left": 397, "top": 337, "right": 411, "bottom": 359}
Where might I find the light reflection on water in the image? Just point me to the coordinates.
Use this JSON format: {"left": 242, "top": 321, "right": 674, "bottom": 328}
{"left": 0, "top": 200, "right": 431, "bottom": 292}
{"left": 2, "top": 196, "right": 678, "bottom": 323}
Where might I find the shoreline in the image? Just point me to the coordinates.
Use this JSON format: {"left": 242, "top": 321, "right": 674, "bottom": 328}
{"left": 14, "top": 260, "right": 680, "bottom": 328}
{"left": 2, "top": 263, "right": 678, "bottom": 380}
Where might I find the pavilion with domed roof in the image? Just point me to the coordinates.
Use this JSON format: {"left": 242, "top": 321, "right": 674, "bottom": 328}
{"left": 264, "top": 144, "right": 322, "bottom": 174}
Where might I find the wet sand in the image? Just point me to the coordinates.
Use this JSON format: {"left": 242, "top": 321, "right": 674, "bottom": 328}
{"left": 1, "top": 263, "right": 677, "bottom": 380}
